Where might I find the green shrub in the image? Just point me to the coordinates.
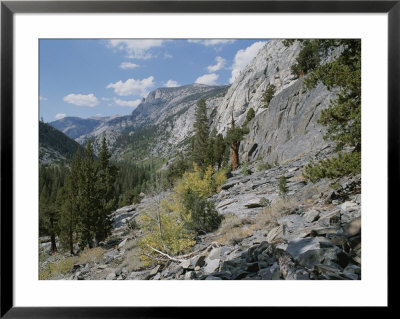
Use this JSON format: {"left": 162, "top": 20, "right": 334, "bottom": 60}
{"left": 126, "top": 218, "right": 139, "bottom": 231}
{"left": 282, "top": 39, "right": 296, "bottom": 47}
{"left": 172, "top": 164, "right": 224, "bottom": 235}
{"left": 182, "top": 191, "right": 222, "bottom": 235}
{"left": 120, "top": 189, "right": 141, "bottom": 206}
{"left": 241, "top": 163, "right": 250, "bottom": 176}
{"left": 262, "top": 84, "right": 276, "bottom": 108}
{"left": 245, "top": 108, "right": 255, "bottom": 124}
{"left": 279, "top": 176, "right": 288, "bottom": 197}
{"left": 303, "top": 152, "right": 361, "bottom": 183}
{"left": 256, "top": 162, "right": 272, "bottom": 171}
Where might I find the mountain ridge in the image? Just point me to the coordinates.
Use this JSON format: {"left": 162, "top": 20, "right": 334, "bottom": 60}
{"left": 49, "top": 39, "right": 337, "bottom": 166}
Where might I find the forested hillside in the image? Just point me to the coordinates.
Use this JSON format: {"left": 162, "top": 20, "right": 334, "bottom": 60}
{"left": 39, "top": 121, "right": 81, "bottom": 164}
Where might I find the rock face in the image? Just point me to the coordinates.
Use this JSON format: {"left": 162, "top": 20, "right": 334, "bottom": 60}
{"left": 209, "top": 39, "right": 337, "bottom": 164}
{"left": 240, "top": 79, "right": 334, "bottom": 164}
{"left": 212, "top": 40, "right": 302, "bottom": 133}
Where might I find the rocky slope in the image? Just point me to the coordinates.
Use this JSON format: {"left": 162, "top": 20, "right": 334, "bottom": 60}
{"left": 51, "top": 84, "right": 228, "bottom": 159}
{"left": 39, "top": 149, "right": 361, "bottom": 280}
{"left": 39, "top": 121, "right": 81, "bottom": 164}
{"left": 50, "top": 116, "right": 116, "bottom": 140}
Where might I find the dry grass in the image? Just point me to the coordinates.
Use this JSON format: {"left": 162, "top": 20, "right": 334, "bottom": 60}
{"left": 254, "top": 197, "right": 299, "bottom": 230}
{"left": 219, "top": 214, "right": 253, "bottom": 232}
{"left": 292, "top": 173, "right": 305, "bottom": 182}
{"left": 120, "top": 239, "right": 146, "bottom": 273}
{"left": 76, "top": 247, "right": 104, "bottom": 265}
{"left": 39, "top": 256, "right": 75, "bottom": 280}
{"left": 215, "top": 214, "right": 255, "bottom": 245}
{"left": 216, "top": 226, "right": 255, "bottom": 245}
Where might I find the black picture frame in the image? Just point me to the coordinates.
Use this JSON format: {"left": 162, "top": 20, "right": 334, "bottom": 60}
{"left": 1, "top": 0, "right": 396, "bottom": 317}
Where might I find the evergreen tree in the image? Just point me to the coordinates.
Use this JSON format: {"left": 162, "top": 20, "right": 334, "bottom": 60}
{"left": 59, "top": 150, "right": 82, "bottom": 254}
{"left": 291, "top": 40, "right": 321, "bottom": 77}
{"left": 39, "top": 185, "right": 59, "bottom": 253}
{"left": 214, "top": 133, "right": 226, "bottom": 170}
{"left": 261, "top": 84, "right": 276, "bottom": 108}
{"left": 192, "top": 99, "right": 209, "bottom": 169}
{"left": 245, "top": 108, "right": 255, "bottom": 124}
{"left": 302, "top": 39, "right": 361, "bottom": 181}
{"left": 39, "top": 165, "right": 69, "bottom": 253}
{"left": 306, "top": 39, "right": 361, "bottom": 152}
{"left": 225, "top": 113, "right": 249, "bottom": 171}
{"left": 206, "top": 128, "right": 217, "bottom": 168}
{"left": 78, "top": 140, "right": 98, "bottom": 248}
{"left": 95, "top": 137, "right": 118, "bottom": 243}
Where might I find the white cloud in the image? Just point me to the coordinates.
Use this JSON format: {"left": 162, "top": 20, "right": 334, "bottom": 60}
{"left": 63, "top": 93, "right": 99, "bottom": 107}
{"left": 101, "top": 97, "right": 111, "bottom": 101}
{"left": 229, "top": 41, "right": 266, "bottom": 84}
{"left": 106, "top": 76, "right": 155, "bottom": 97}
{"left": 165, "top": 80, "right": 179, "bottom": 88}
{"left": 107, "top": 40, "right": 164, "bottom": 59}
{"left": 113, "top": 98, "right": 142, "bottom": 108}
{"left": 120, "top": 62, "right": 139, "bottom": 69}
{"left": 39, "top": 96, "right": 47, "bottom": 101}
{"left": 195, "top": 73, "right": 219, "bottom": 85}
{"left": 207, "top": 56, "right": 226, "bottom": 72}
{"left": 188, "top": 39, "right": 235, "bottom": 46}
{"left": 164, "top": 53, "right": 173, "bottom": 59}
{"left": 55, "top": 113, "right": 66, "bottom": 120}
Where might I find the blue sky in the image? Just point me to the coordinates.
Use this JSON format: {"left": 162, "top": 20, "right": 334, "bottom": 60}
{"left": 39, "top": 39, "right": 268, "bottom": 122}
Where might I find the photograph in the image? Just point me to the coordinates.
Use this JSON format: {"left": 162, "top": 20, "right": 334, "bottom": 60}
{"left": 38, "top": 38, "right": 361, "bottom": 281}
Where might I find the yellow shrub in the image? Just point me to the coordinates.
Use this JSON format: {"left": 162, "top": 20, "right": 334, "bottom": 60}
{"left": 176, "top": 164, "right": 215, "bottom": 199}
{"left": 214, "top": 169, "right": 227, "bottom": 192}
{"left": 138, "top": 197, "right": 195, "bottom": 265}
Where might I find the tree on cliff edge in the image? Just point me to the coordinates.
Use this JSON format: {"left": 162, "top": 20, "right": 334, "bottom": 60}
{"left": 225, "top": 113, "right": 249, "bottom": 171}
{"left": 192, "top": 99, "right": 210, "bottom": 170}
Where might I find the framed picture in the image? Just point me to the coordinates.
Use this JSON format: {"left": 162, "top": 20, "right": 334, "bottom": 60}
{"left": 1, "top": 0, "right": 396, "bottom": 316}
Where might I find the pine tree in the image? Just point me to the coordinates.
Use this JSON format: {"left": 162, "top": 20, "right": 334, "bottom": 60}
{"left": 245, "top": 108, "right": 255, "bottom": 124}
{"left": 59, "top": 150, "right": 82, "bottom": 254}
{"left": 305, "top": 39, "right": 361, "bottom": 152}
{"left": 261, "top": 84, "right": 276, "bottom": 108}
{"left": 78, "top": 140, "right": 98, "bottom": 248}
{"left": 291, "top": 40, "right": 321, "bottom": 77}
{"left": 214, "top": 133, "right": 226, "bottom": 170}
{"left": 192, "top": 99, "right": 209, "bottom": 169}
{"left": 225, "top": 113, "right": 249, "bottom": 171}
{"left": 39, "top": 165, "right": 69, "bottom": 253}
{"left": 39, "top": 185, "right": 59, "bottom": 254}
{"left": 206, "top": 128, "right": 217, "bottom": 168}
{"left": 302, "top": 39, "right": 361, "bottom": 180}
{"left": 95, "top": 137, "right": 118, "bottom": 243}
